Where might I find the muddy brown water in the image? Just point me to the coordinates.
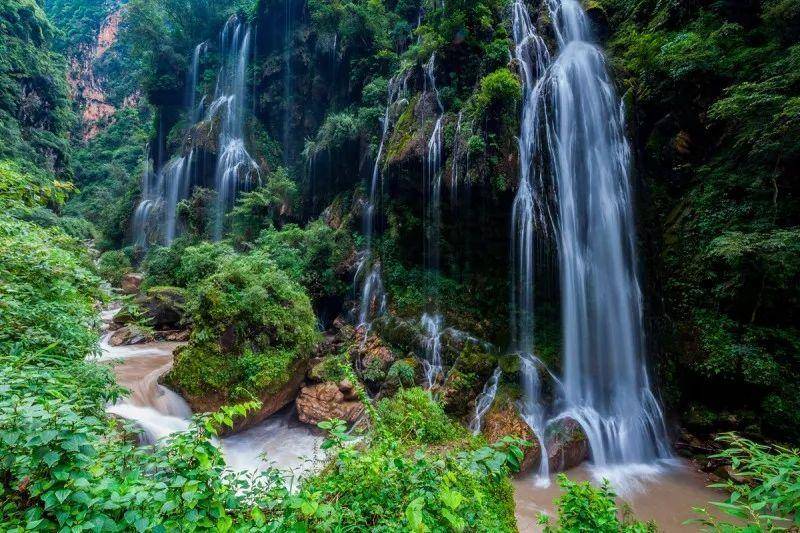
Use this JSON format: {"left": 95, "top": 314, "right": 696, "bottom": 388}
{"left": 513, "top": 462, "right": 727, "bottom": 532}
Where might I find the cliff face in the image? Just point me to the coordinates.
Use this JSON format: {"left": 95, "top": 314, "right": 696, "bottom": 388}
{"left": 66, "top": 8, "right": 139, "bottom": 140}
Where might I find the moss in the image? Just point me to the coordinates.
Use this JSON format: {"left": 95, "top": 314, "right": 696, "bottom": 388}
{"left": 167, "top": 253, "right": 318, "bottom": 403}
{"left": 385, "top": 94, "right": 420, "bottom": 163}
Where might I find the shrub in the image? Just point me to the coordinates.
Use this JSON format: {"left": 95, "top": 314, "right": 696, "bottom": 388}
{"left": 689, "top": 433, "right": 800, "bottom": 531}
{"left": 471, "top": 69, "right": 522, "bottom": 121}
{"left": 97, "top": 249, "right": 133, "bottom": 286}
{"left": 539, "top": 475, "right": 655, "bottom": 532}
{"left": 174, "top": 241, "right": 235, "bottom": 287}
{"left": 375, "top": 387, "right": 463, "bottom": 444}
{"left": 0, "top": 215, "right": 102, "bottom": 360}
{"left": 167, "top": 253, "right": 318, "bottom": 402}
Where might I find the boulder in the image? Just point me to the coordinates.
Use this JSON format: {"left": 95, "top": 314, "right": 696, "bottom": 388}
{"left": 545, "top": 417, "right": 590, "bottom": 472}
{"left": 107, "top": 325, "right": 152, "bottom": 346}
{"left": 170, "top": 358, "right": 309, "bottom": 435}
{"left": 482, "top": 401, "right": 541, "bottom": 473}
{"left": 120, "top": 273, "right": 143, "bottom": 294}
{"left": 296, "top": 381, "right": 365, "bottom": 426}
{"left": 113, "top": 286, "right": 186, "bottom": 331}
{"left": 138, "top": 287, "right": 185, "bottom": 330}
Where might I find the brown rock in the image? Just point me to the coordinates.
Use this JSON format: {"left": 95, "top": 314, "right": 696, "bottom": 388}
{"left": 353, "top": 329, "right": 396, "bottom": 373}
{"left": 171, "top": 360, "right": 308, "bottom": 435}
{"left": 120, "top": 273, "right": 143, "bottom": 294}
{"left": 483, "top": 401, "right": 541, "bottom": 473}
{"left": 545, "top": 417, "right": 590, "bottom": 472}
{"left": 108, "top": 326, "right": 151, "bottom": 346}
{"left": 296, "top": 382, "right": 365, "bottom": 426}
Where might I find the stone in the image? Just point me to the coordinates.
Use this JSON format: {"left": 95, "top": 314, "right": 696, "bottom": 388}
{"left": 545, "top": 417, "right": 590, "bottom": 472}
{"left": 138, "top": 286, "right": 186, "bottom": 330}
{"left": 296, "top": 382, "right": 365, "bottom": 426}
{"left": 170, "top": 359, "right": 309, "bottom": 435}
{"left": 120, "top": 273, "right": 143, "bottom": 294}
{"left": 482, "top": 401, "right": 541, "bottom": 473}
{"left": 108, "top": 326, "right": 151, "bottom": 346}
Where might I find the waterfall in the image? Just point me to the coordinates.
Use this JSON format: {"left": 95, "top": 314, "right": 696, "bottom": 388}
{"left": 421, "top": 54, "right": 445, "bottom": 386}
{"left": 450, "top": 111, "right": 463, "bottom": 207}
{"left": 356, "top": 74, "right": 408, "bottom": 330}
{"left": 469, "top": 367, "right": 502, "bottom": 434}
{"left": 210, "top": 16, "right": 259, "bottom": 240}
{"left": 510, "top": 0, "right": 670, "bottom": 475}
{"left": 187, "top": 42, "right": 207, "bottom": 122}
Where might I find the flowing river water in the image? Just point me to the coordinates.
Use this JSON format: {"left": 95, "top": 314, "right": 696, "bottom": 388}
{"left": 95, "top": 307, "right": 324, "bottom": 479}
{"left": 96, "top": 309, "right": 724, "bottom": 529}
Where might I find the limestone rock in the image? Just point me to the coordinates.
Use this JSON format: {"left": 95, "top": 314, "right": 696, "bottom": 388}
{"left": 120, "top": 273, "right": 143, "bottom": 294}
{"left": 296, "top": 382, "right": 364, "bottom": 426}
{"left": 545, "top": 417, "right": 590, "bottom": 472}
{"left": 483, "top": 401, "right": 541, "bottom": 473}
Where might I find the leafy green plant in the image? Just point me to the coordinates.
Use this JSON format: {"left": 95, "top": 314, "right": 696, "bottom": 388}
{"left": 688, "top": 433, "right": 799, "bottom": 531}
{"left": 538, "top": 474, "right": 655, "bottom": 532}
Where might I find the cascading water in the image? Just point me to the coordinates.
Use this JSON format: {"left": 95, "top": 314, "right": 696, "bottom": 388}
{"left": 187, "top": 42, "right": 208, "bottom": 122}
{"left": 211, "top": 16, "right": 259, "bottom": 239}
{"left": 544, "top": 0, "right": 671, "bottom": 469}
{"left": 469, "top": 367, "right": 502, "bottom": 435}
{"left": 510, "top": 0, "right": 671, "bottom": 479}
{"left": 357, "top": 73, "right": 408, "bottom": 330}
{"left": 421, "top": 54, "right": 445, "bottom": 387}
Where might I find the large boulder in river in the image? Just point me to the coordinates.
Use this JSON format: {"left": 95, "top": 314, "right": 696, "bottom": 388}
{"left": 120, "top": 273, "right": 143, "bottom": 294}
{"left": 113, "top": 286, "right": 186, "bottom": 331}
{"left": 482, "top": 398, "right": 541, "bottom": 473}
{"left": 545, "top": 417, "right": 590, "bottom": 472}
{"left": 162, "top": 256, "right": 318, "bottom": 434}
{"left": 107, "top": 325, "right": 152, "bottom": 346}
{"left": 296, "top": 381, "right": 364, "bottom": 425}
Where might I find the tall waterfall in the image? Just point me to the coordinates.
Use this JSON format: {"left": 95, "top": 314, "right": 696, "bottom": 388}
{"left": 357, "top": 73, "right": 408, "bottom": 330}
{"left": 421, "top": 54, "right": 445, "bottom": 388}
{"left": 132, "top": 17, "right": 258, "bottom": 246}
{"left": 511, "top": 0, "right": 670, "bottom": 473}
{"left": 211, "top": 16, "right": 259, "bottom": 239}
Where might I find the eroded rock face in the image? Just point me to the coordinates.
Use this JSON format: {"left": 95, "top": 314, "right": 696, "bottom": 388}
{"left": 482, "top": 401, "right": 541, "bottom": 473}
{"left": 120, "top": 273, "right": 143, "bottom": 295}
{"left": 545, "top": 417, "right": 590, "bottom": 472}
{"left": 296, "top": 381, "right": 364, "bottom": 426}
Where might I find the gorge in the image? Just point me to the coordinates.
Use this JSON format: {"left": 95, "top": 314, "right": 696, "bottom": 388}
{"left": 2, "top": 0, "right": 799, "bottom": 530}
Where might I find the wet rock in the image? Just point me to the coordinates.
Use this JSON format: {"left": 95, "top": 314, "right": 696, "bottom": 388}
{"left": 296, "top": 382, "right": 364, "bottom": 426}
{"left": 154, "top": 329, "right": 190, "bottom": 342}
{"left": 120, "top": 273, "right": 143, "bottom": 294}
{"left": 483, "top": 400, "right": 541, "bottom": 473}
{"left": 114, "top": 286, "right": 186, "bottom": 331}
{"left": 373, "top": 315, "right": 422, "bottom": 354}
{"left": 172, "top": 360, "right": 309, "bottom": 435}
{"left": 545, "top": 417, "right": 590, "bottom": 472}
{"left": 108, "top": 325, "right": 152, "bottom": 346}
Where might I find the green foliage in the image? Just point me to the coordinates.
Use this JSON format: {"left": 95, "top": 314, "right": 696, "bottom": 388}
{"left": 168, "top": 252, "right": 318, "bottom": 401}
{"left": 470, "top": 69, "right": 522, "bottom": 123}
{"left": 0, "top": 213, "right": 102, "bottom": 361}
{"left": 255, "top": 220, "right": 352, "bottom": 304}
{"left": 597, "top": 0, "right": 800, "bottom": 440}
{"left": 97, "top": 249, "right": 133, "bottom": 286}
{"left": 64, "top": 107, "right": 151, "bottom": 249}
{"left": 375, "top": 387, "right": 463, "bottom": 445}
{"left": 0, "top": 0, "right": 73, "bottom": 172}
{"left": 539, "top": 475, "right": 656, "bottom": 532}
{"left": 229, "top": 166, "right": 298, "bottom": 244}
{"left": 689, "top": 433, "right": 799, "bottom": 531}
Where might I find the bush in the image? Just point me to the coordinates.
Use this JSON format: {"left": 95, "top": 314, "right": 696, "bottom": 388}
{"left": 167, "top": 253, "right": 318, "bottom": 402}
{"left": 539, "top": 475, "right": 655, "bottom": 532}
{"left": 471, "top": 69, "right": 522, "bottom": 121}
{"left": 97, "top": 250, "right": 133, "bottom": 286}
{"left": 689, "top": 433, "right": 800, "bottom": 531}
{"left": 375, "top": 387, "right": 463, "bottom": 444}
{"left": 0, "top": 215, "right": 102, "bottom": 360}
